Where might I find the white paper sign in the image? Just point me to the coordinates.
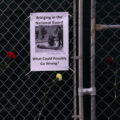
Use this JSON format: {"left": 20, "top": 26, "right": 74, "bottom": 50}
{"left": 30, "top": 12, "right": 69, "bottom": 71}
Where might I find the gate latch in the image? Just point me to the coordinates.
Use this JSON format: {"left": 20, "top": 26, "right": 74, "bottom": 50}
{"left": 78, "top": 87, "right": 96, "bottom": 95}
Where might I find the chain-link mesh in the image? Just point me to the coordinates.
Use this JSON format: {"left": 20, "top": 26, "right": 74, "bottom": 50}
{"left": 0, "top": 0, "right": 74, "bottom": 120}
{"left": 96, "top": 0, "right": 120, "bottom": 120}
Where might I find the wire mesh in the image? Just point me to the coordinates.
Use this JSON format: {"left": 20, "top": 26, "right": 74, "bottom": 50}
{"left": 0, "top": 0, "right": 74, "bottom": 120}
{"left": 96, "top": 0, "right": 120, "bottom": 120}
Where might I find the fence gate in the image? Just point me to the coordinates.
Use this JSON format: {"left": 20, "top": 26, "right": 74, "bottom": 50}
{"left": 96, "top": 0, "right": 120, "bottom": 120}
{"left": 0, "top": 0, "right": 75, "bottom": 120}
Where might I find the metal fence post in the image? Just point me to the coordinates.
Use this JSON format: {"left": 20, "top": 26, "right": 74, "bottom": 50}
{"left": 78, "top": 0, "right": 84, "bottom": 120}
{"left": 73, "top": 0, "right": 77, "bottom": 120}
{"left": 91, "top": 0, "right": 96, "bottom": 120}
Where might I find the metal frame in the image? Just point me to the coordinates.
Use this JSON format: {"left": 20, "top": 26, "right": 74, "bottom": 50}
{"left": 73, "top": 0, "right": 120, "bottom": 120}
{"left": 78, "top": 0, "right": 84, "bottom": 120}
{"left": 90, "top": 0, "right": 96, "bottom": 120}
{"left": 73, "top": 0, "right": 77, "bottom": 120}
{"left": 73, "top": 0, "right": 96, "bottom": 120}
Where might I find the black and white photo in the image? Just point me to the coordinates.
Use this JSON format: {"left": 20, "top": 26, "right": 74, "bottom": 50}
{"left": 35, "top": 25, "right": 63, "bottom": 52}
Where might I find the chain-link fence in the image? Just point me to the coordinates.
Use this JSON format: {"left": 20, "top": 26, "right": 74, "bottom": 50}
{"left": 0, "top": 0, "right": 74, "bottom": 120}
{"left": 96, "top": 0, "right": 120, "bottom": 120}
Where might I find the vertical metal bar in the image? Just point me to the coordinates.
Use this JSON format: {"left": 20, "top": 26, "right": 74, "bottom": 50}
{"left": 91, "top": 0, "right": 96, "bottom": 120}
{"left": 78, "top": 0, "right": 84, "bottom": 120}
{"left": 73, "top": 0, "right": 77, "bottom": 120}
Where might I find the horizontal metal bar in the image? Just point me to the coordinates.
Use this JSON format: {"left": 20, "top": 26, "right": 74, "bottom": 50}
{"left": 72, "top": 115, "right": 80, "bottom": 118}
{"left": 71, "top": 56, "right": 83, "bottom": 59}
{"left": 78, "top": 87, "right": 96, "bottom": 95}
{"left": 96, "top": 24, "right": 120, "bottom": 31}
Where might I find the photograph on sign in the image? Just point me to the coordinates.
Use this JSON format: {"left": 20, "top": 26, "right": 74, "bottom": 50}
{"left": 35, "top": 25, "right": 63, "bottom": 52}
{"left": 30, "top": 12, "right": 69, "bottom": 71}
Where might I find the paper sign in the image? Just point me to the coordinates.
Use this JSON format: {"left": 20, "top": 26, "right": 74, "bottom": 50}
{"left": 30, "top": 12, "right": 69, "bottom": 71}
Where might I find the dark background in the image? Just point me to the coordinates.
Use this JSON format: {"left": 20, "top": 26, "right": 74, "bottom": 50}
{"left": 84, "top": 0, "right": 120, "bottom": 120}
{"left": 96, "top": 0, "right": 120, "bottom": 120}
